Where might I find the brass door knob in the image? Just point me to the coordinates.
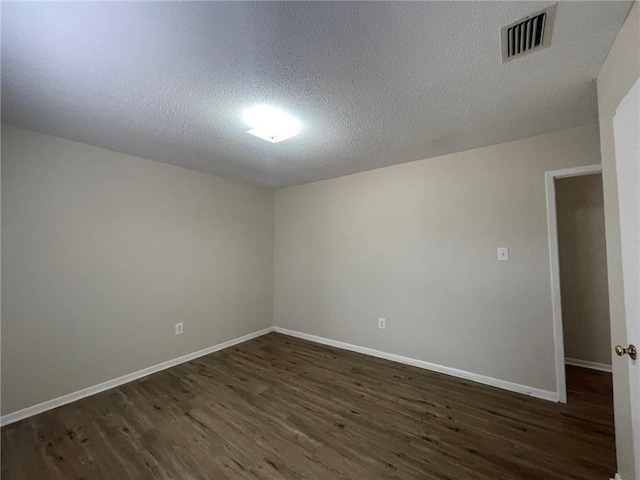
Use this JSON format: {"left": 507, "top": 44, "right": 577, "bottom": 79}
{"left": 615, "top": 344, "right": 637, "bottom": 360}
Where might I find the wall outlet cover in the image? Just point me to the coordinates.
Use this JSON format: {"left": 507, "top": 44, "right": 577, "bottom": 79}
{"left": 497, "top": 247, "right": 509, "bottom": 262}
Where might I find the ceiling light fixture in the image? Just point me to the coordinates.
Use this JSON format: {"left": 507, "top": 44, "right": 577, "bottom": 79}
{"left": 243, "top": 105, "right": 301, "bottom": 143}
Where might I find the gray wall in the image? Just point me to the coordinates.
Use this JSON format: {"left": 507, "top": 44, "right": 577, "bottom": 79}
{"left": 556, "top": 174, "right": 610, "bottom": 366}
{"left": 597, "top": 3, "right": 639, "bottom": 476}
{"left": 1, "top": 125, "right": 274, "bottom": 415}
{"left": 274, "top": 124, "right": 601, "bottom": 393}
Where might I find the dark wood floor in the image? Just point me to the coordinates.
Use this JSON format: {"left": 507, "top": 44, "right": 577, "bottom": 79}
{"left": 1, "top": 333, "right": 615, "bottom": 479}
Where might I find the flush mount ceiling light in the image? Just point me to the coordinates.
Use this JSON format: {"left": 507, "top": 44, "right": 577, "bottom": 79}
{"left": 243, "top": 105, "right": 301, "bottom": 143}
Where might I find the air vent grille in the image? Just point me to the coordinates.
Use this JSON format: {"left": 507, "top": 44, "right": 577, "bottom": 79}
{"left": 508, "top": 14, "right": 545, "bottom": 56}
{"left": 501, "top": 5, "right": 556, "bottom": 63}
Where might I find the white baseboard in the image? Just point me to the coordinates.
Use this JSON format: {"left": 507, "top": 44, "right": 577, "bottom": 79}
{"left": 1, "top": 325, "right": 561, "bottom": 427}
{"left": 273, "top": 327, "right": 559, "bottom": 402}
{"left": 565, "top": 357, "right": 612, "bottom": 373}
{"left": 0, "top": 327, "right": 275, "bottom": 427}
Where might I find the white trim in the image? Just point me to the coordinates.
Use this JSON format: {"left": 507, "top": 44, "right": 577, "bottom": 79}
{"left": 545, "top": 164, "right": 602, "bottom": 404}
{"left": 565, "top": 357, "right": 612, "bottom": 373}
{"left": 273, "top": 327, "right": 558, "bottom": 402}
{"left": 546, "top": 164, "right": 603, "bottom": 179}
{"left": 0, "top": 327, "right": 275, "bottom": 427}
{"left": 564, "top": 357, "right": 612, "bottom": 373}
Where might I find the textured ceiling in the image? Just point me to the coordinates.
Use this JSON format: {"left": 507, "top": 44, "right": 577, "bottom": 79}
{"left": 1, "top": 1, "right": 633, "bottom": 188}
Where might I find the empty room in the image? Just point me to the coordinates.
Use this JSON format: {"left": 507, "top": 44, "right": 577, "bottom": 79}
{"left": 1, "top": 2, "right": 639, "bottom": 480}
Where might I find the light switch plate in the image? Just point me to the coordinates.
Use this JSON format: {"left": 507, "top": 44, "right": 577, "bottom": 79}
{"left": 497, "top": 247, "right": 509, "bottom": 262}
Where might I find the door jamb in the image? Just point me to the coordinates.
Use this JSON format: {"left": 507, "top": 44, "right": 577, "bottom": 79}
{"left": 545, "top": 164, "right": 603, "bottom": 403}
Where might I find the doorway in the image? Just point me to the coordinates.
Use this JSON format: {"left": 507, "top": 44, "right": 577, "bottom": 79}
{"left": 556, "top": 173, "right": 612, "bottom": 376}
{"left": 545, "top": 165, "right": 616, "bottom": 472}
{"left": 546, "top": 164, "right": 609, "bottom": 402}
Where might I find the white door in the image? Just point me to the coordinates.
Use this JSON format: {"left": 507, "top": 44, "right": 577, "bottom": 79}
{"left": 613, "top": 78, "right": 640, "bottom": 479}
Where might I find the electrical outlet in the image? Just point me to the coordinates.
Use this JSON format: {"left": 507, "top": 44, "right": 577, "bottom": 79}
{"left": 175, "top": 322, "right": 183, "bottom": 335}
{"left": 378, "top": 317, "right": 386, "bottom": 330}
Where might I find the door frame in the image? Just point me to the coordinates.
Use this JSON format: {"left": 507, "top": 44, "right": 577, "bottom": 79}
{"left": 545, "top": 164, "right": 603, "bottom": 404}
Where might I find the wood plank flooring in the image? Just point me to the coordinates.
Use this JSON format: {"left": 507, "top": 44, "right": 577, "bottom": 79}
{"left": 1, "top": 333, "right": 616, "bottom": 479}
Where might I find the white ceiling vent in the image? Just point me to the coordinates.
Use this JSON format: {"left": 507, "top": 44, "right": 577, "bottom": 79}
{"left": 501, "top": 4, "right": 557, "bottom": 63}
